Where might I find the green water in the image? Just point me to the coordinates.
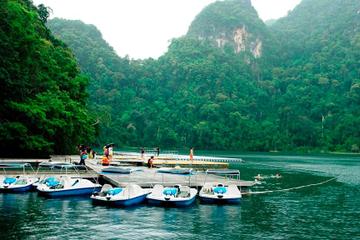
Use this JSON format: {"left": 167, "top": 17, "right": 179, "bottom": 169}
{"left": 0, "top": 153, "right": 359, "bottom": 239}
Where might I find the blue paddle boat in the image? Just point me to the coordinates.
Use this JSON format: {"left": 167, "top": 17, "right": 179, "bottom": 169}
{"left": 0, "top": 175, "right": 38, "bottom": 192}
{"left": 37, "top": 176, "right": 101, "bottom": 197}
{"left": 199, "top": 170, "right": 242, "bottom": 204}
{"left": 146, "top": 184, "right": 197, "bottom": 207}
{"left": 199, "top": 182, "right": 241, "bottom": 204}
{"left": 0, "top": 163, "right": 38, "bottom": 192}
{"left": 91, "top": 184, "right": 150, "bottom": 207}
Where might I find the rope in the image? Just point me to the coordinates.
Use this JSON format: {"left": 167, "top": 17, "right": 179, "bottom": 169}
{"left": 243, "top": 177, "right": 337, "bottom": 195}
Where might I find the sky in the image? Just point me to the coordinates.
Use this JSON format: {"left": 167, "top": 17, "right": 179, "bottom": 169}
{"left": 33, "top": 0, "right": 302, "bottom": 59}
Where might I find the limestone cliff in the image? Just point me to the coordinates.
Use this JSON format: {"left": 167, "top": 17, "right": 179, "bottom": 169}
{"left": 187, "top": 0, "right": 267, "bottom": 58}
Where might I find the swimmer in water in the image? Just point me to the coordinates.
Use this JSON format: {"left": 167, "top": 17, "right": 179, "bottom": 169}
{"left": 254, "top": 179, "right": 262, "bottom": 185}
{"left": 255, "top": 174, "right": 263, "bottom": 180}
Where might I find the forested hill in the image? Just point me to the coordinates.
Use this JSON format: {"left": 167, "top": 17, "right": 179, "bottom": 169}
{"left": 0, "top": 0, "right": 95, "bottom": 157}
{"left": 267, "top": 0, "right": 360, "bottom": 151}
{"left": 48, "top": 14, "right": 272, "bottom": 150}
{"left": 47, "top": 18, "right": 136, "bottom": 146}
{"left": 47, "top": 19, "right": 132, "bottom": 101}
{"left": 48, "top": 0, "right": 360, "bottom": 152}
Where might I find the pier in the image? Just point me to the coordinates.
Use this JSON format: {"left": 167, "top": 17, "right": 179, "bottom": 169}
{"left": 85, "top": 161, "right": 254, "bottom": 190}
{"left": 0, "top": 153, "right": 255, "bottom": 191}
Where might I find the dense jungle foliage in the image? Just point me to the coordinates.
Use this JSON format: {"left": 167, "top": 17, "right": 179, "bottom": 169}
{"left": 2, "top": 0, "right": 360, "bottom": 156}
{"left": 48, "top": 0, "right": 360, "bottom": 152}
{"left": 0, "top": 0, "right": 95, "bottom": 156}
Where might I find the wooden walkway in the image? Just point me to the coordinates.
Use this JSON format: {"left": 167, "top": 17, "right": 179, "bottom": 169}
{"left": 86, "top": 161, "right": 254, "bottom": 190}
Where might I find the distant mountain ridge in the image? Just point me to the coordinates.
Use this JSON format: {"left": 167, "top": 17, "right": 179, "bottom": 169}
{"left": 48, "top": 0, "right": 360, "bottom": 152}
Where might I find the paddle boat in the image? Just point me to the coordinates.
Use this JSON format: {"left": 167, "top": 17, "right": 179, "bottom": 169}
{"left": 0, "top": 163, "right": 39, "bottom": 192}
{"left": 157, "top": 166, "right": 193, "bottom": 175}
{"left": 101, "top": 167, "right": 141, "bottom": 174}
{"left": 91, "top": 184, "right": 151, "bottom": 207}
{"left": 38, "top": 161, "right": 74, "bottom": 168}
{"left": 199, "top": 182, "right": 241, "bottom": 204}
{"left": 39, "top": 162, "right": 88, "bottom": 172}
{"left": 146, "top": 184, "right": 197, "bottom": 207}
{"left": 33, "top": 176, "right": 59, "bottom": 188}
{"left": 199, "top": 169, "right": 242, "bottom": 204}
{"left": 37, "top": 176, "right": 101, "bottom": 197}
{"left": 34, "top": 161, "right": 87, "bottom": 189}
{"left": 0, "top": 175, "right": 38, "bottom": 192}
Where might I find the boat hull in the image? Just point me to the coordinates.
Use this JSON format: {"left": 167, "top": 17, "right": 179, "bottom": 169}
{"left": 102, "top": 168, "right": 132, "bottom": 174}
{"left": 147, "top": 196, "right": 196, "bottom": 207}
{"left": 199, "top": 195, "right": 241, "bottom": 204}
{"left": 0, "top": 184, "right": 33, "bottom": 193}
{"left": 157, "top": 171, "right": 191, "bottom": 175}
{"left": 38, "top": 186, "right": 101, "bottom": 197}
{"left": 91, "top": 193, "right": 148, "bottom": 207}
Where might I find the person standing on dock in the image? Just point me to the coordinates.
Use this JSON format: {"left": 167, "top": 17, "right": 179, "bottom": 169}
{"left": 80, "top": 149, "right": 87, "bottom": 165}
{"left": 156, "top": 147, "right": 160, "bottom": 156}
{"left": 190, "top": 147, "right": 194, "bottom": 161}
{"left": 103, "top": 146, "right": 109, "bottom": 158}
{"left": 108, "top": 145, "right": 113, "bottom": 161}
{"left": 91, "top": 149, "right": 97, "bottom": 160}
{"left": 88, "top": 147, "right": 93, "bottom": 159}
{"left": 77, "top": 144, "right": 86, "bottom": 163}
{"left": 141, "top": 147, "right": 145, "bottom": 159}
{"left": 102, "top": 145, "right": 110, "bottom": 166}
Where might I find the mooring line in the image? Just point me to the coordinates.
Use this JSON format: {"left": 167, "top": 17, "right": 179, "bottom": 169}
{"left": 243, "top": 177, "right": 337, "bottom": 195}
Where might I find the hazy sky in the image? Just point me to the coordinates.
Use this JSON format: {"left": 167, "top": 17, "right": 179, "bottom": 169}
{"left": 33, "top": 0, "right": 302, "bottom": 59}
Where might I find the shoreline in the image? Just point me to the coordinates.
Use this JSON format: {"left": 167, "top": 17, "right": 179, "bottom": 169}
{"left": 1, "top": 150, "right": 360, "bottom": 160}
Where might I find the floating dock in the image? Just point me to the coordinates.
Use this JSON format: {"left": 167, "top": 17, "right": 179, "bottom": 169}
{"left": 50, "top": 153, "right": 242, "bottom": 169}
{"left": 0, "top": 153, "right": 254, "bottom": 191}
{"left": 86, "top": 161, "right": 254, "bottom": 190}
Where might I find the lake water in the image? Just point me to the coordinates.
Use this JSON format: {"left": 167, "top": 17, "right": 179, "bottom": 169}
{"left": 0, "top": 153, "right": 359, "bottom": 239}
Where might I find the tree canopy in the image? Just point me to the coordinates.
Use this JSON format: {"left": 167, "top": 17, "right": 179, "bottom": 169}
{"left": 0, "top": 0, "right": 95, "bottom": 156}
